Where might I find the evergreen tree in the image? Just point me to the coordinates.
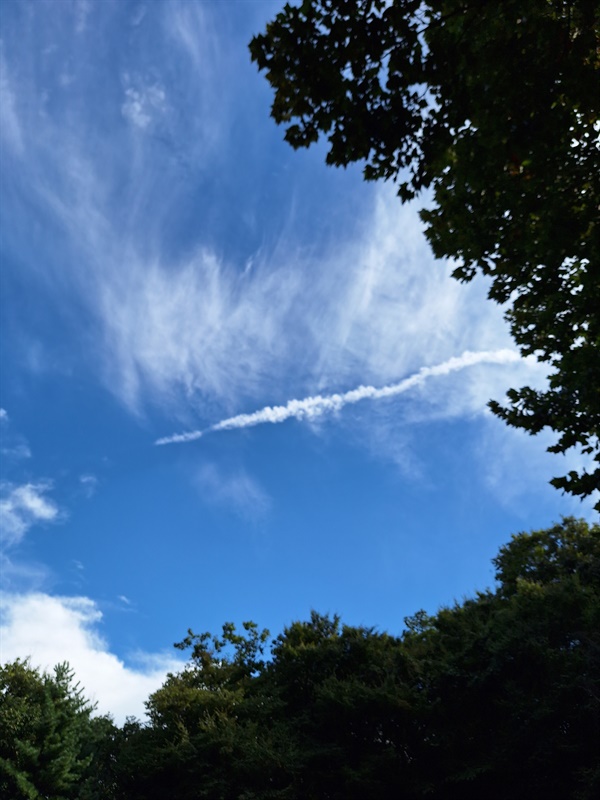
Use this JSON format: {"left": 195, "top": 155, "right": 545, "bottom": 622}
{"left": 0, "top": 660, "right": 96, "bottom": 800}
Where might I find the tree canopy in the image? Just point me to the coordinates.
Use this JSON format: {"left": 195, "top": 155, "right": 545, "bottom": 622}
{"left": 2, "top": 519, "right": 599, "bottom": 797}
{"left": 249, "top": 0, "right": 600, "bottom": 507}
{"left": 0, "top": 660, "right": 118, "bottom": 800}
{"left": 36, "top": 516, "right": 593, "bottom": 800}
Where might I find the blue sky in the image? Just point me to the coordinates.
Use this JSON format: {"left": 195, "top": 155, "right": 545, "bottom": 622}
{"left": 1, "top": 0, "right": 597, "bottom": 722}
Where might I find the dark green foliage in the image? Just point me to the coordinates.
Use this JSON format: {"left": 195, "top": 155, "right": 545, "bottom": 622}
{"left": 110, "top": 518, "right": 599, "bottom": 799}
{"left": 0, "top": 660, "right": 97, "bottom": 799}
{"left": 403, "top": 518, "right": 600, "bottom": 797}
{"left": 79, "top": 715, "right": 124, "bottom": 800}
{"left": 493, "top": 515, "right": 600, "bottom": 593}
{"left": 7, "top": 519, "right": 599, "bottom": 797}
{"left": 262, "top": 612, "right": 417, "bottom": 799}
{"left": 115, "top": 518, "right": 599, "bottom": 798}
{"left": 120, "top": 614, "right": 417, "bottom": 800}
{"left": 249, "top": 0, "right": 600, "bottom": 506}
{"left": 117, "top": 621, "right": 286, "bottom": 800}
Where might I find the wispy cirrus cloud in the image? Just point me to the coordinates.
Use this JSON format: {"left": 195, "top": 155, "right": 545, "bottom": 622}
{"left": 75, "top": 0, "right": 93, "bottom": 35}
{"left": 195, "top": 462, "right": 271, "bottom": 521}
{"left": 1, "top": 443, "right": 32, "bottom": 460}
{"left": 0, "top": 0, "right": 527, "bottom": 419}
{"left": 99, "top": 249, "right": 303, "bottom": 413}
{"left": 0, "top": 0, "right": 553, "bottom": 496}
{"left": 0, "top": 45, "right": 23, "bottom": 155}
{"left": 478, "top": 419, "right": 600, "bottom": 517}
{"left": 0, "top": 408, "right": 32, "bottom": 460}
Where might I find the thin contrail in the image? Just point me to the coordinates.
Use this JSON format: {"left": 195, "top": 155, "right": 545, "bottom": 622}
{"left": 155, "top": 349, "right": 520, "bottom": 446}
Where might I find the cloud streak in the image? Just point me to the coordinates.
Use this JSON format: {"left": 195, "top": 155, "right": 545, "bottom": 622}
{"left": 156, "top": 349, "right": 522, "bottom": 446}
{"left": 0, "top": 482, "right": 60, "bottom": 547}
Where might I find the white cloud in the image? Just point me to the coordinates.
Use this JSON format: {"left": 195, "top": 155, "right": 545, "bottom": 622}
{"left": 0, "top": 46, "right": 24, "bottom": 155}
{"left": 130, "top": 5, "right": 148, "bottom": 28}
{"left": 1, "top": 443, "right": 32, "bottom": 459}
{"left": 478, "top": 417, "right": 600, "bottom": 518}
{"left": 195, "top": 462, "right": 271, "bottom": 521}
{"left": 0, "top": 417, "right": 57, "bottom": 549}
{"left": 92, "top": 189, "right": 533, "bottom": 436}
{"left": 75, "top": 0, "right": 93, "bottom": 35}
{"left": 157, "top": 349, "right": 524, "bottom": 445}
{"left": 166, "top": 1, "right": 214, "bottom": 76}
{"left": 0, "top": 409, "right": 32, "bottom": 460}
{"left": 0, "top": 2, "right": 529, "bottom": 432}
{"left": 100, "top": 184, "right": 535, "bottom": 433}
{"left": 0, "top": 553, "right": 50, "bottom": 593}
{"left": 122, "top": 82, "right": 167, "bottom": 130}
{"left": 162, "top": 0, "right": 224, "bottom": 155}
{"left": 79, "top": 473, "right": 98, "bottom": 498}
{"left": 97, "top": 247, "right": 305, "bottom": 414}
{"left": 0, "top": 482, "right": 60, "bottom": 547}
{"left": 0, "top": 593, "right": 183, "bottom": 724}
{"left": 308, "top": 192, "right": 520, "bottom": 391}
{"left": 0, "top": 1, "right": 570, "bottom": 504}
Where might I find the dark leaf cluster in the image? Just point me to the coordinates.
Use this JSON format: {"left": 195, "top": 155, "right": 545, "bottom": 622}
{"left": 0, "top": 660, "right": 120, "bottom": 800}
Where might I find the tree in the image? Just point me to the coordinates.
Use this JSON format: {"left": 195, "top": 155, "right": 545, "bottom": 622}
{"left": 117, "top": 621, "right": 290, "bottom": 800}
{"left": 78, "top": 715, "right": 124, "bottom": 800}
{"left": 402, "top": 516, "right": 600, "bottom": 798}
{"left": 107, "top": 519, "right": 598, "bottom": 798}
{"left": 265, "top": 612, "right": 417, "bottom": 799}
{"left": 0, "top": 660, "right": 98, "bottom": 800}
{"left": 119, "top": 614, "right": 418, "bottom": 800}
{"left": 249, "top": 0, "right": 600, "bottom": 507}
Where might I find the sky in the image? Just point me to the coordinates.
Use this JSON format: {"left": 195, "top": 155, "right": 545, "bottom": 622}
{"left": 1, "top": 0, "right": 597, "bottom": 724}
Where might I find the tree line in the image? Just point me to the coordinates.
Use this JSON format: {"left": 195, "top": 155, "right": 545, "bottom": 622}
{"left": 2, "top": 517, "right": 599, "bottom": 799}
